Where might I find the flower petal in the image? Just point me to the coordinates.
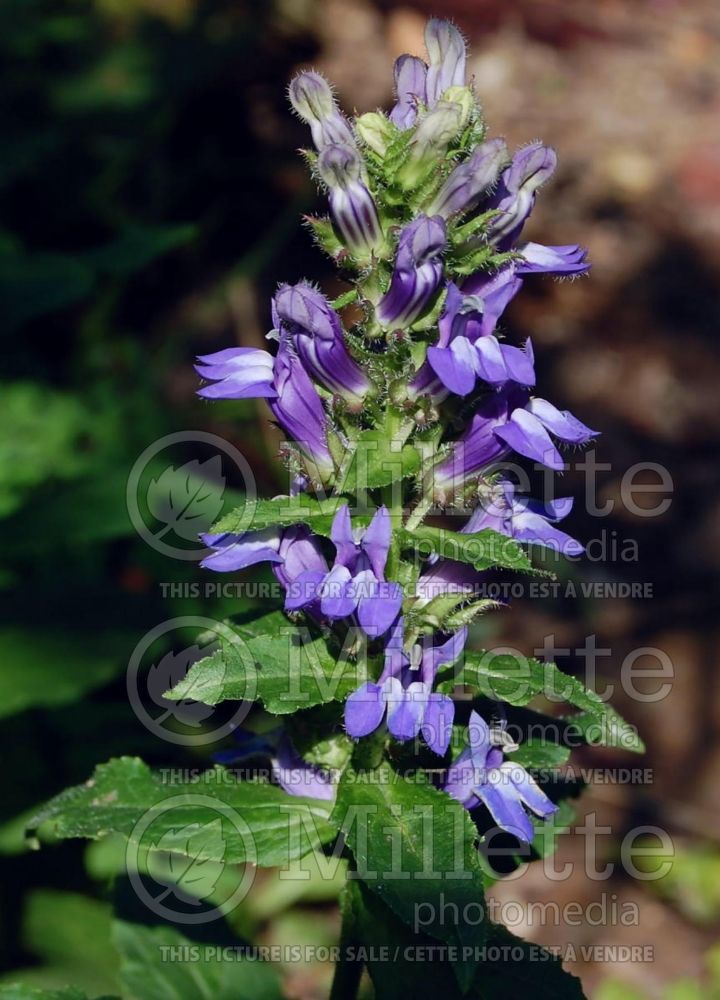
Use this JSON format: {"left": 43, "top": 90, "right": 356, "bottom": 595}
{"left": 345, "top": 682, "right": 386, "bottom": 738}
{"left": 421, "top": 693, "right": 455, "bottom": 755}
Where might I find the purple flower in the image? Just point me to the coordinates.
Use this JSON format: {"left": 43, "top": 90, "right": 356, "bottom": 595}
{"left": 433, "top": 387, "right": 598, "bottom": 491}
{"left": 409, "top": 272, "right": 524, "bottom": 402}
{"left": 466, "top": 479, "right": 583, "bottom": 556}
{"left": 426, "top": 283, "right": 535, "bottom": 397}
{"left": 444, "top": 711, "right": 557, "bottom": 842}
{"left": 272, "top": 734, "right": 336, "bottom": 801}
{"left": 345, "top": 620, "right": 466, "bottom": 754}
{"left": 389, "top": 20, "right": 466, "bottom": 130}
{"left": 377, "top": 215, "right": 447, "bottom": 330}
{"left": 200, "top": 524, "right": 327, "bottom": 582}
{"left": 273, "top": 281, "right": 370, "bottom": 409}
{"left": 425, "top": 18, "right": 467, "bottom": 105}
{"left": 288, "top": 71, "right": 356, "bottom": 151}
{"left": 317, "top": 144, "right": 384, "bottom": 260}
{"left": 414, "top": 559, "right": 484, "bottom": 607}
{"left": 426, "top": 139, "right": 509, "bottom": 219}
{"left": 287, "top": 505, "right": 402, "bottom": 637}
{"left": 515, "top": 242, "right": 590, "bottom": 276}
{"left": 494, "top": 396, "right": 599, "bottom": 471}
{"left": 390, "top": 55, "right": 428, "bottom": 130}
{"left": 269, "top": 350, "right": 335, "bottom": 478}
{"left": 195, "top": 348, "right": 277, "bottom": 400}
{"left": 485, "top": 142, "right": 557, "bottom": 249}
{"left": 433, "top": 388, "right": 523, "bottom": 492}
{"left": 215, "top": 729, "right": 335, "bottom": 801}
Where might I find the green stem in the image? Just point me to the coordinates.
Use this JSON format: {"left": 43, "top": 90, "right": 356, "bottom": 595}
{"left": 405, "top": 494, "right": 433, "bottom": 532}
{"left": 330, "top": 880, "right": 364, "bottom": 1000}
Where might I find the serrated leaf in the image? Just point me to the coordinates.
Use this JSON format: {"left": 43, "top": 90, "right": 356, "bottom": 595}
{"left": 437, "top": 653, "right": 643, "bottom": 753}
{"left": 165, "top": 611, "right": 365, "bottom": 715}
{"left": 333, "top": 763, "right": 487, "bottom": 992}
{"left": 338, "top": 429, "right": 421, "bottom": 492}
{"left": 403, "top": 525, "right": 541, "bottom": 574}
{"left": 211, "top": 495, "right": 347, "bottom": 538}
{"left": 29, "top": 757, "right": 338, "bottom": 866}
{"left": 147, "top": 457, "right": 225, "bottom": 542}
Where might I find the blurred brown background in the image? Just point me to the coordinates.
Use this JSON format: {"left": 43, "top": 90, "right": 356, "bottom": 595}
{"left": 2, "top": 0, "right": 720, "bottom": 996}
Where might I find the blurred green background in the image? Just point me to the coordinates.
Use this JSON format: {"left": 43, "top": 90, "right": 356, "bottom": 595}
{"left": 1, "top": 0, "right": 720, "bottom": 997}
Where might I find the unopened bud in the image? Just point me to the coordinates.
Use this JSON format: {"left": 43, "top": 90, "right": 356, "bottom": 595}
{"left": 397, "top": 98, "right": 467, "bottom": 190}
{"left": 426, "top": 137, "right": 509, "bottom": 218}
{"left": 425, "top": 19, "right": 467, "bottom": 105}
{"left": 289, "top": 71, "right": 356, "bottom": 151}
{"left": 355, "top": 112, "right": 394, "bottom": 156}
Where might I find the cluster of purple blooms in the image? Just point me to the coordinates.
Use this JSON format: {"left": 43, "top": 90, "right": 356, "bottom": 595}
{"left": 197, "top": 19, "right": 595, "bottom": 842}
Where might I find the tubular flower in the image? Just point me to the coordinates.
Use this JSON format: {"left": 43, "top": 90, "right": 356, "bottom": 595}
{"left": 288, "top": 71, "right": 356, "bottom": 151}
{"left": 285, "top": 505, "right": 402, "bottom": 638}
{"left": 195, "top": 348, "right": 277, "bottom": 400}
{"left": 376, "top": 215, "right": 447, "bottom": 330}
{"left": 466, "top": 479, "right": 584, "bottom": 557}
{"left": 426, "top": 139, "right": 509, "bottom": 219}
{"left": 200, "top": 524, "right": 327, "bottom": 581}
{"left": 486, "top": 142, "right": 558, "bottom": 248}
{"left": 268, "top": 350, "right": 336, "bottom": 479}
{"left": 444, "top": 711, "right": 557, "bottom": 842}
{"left": 433, "top": 386, "right": 598, "bottom": 492}
{"left": 273, "top": 281, "right": 371, "bottom": 409}
{"left": 344, "top": 619, "right": 465, "bottom": 755}
{"left": 426, "top": 282, "right": 535, "bottom": 396}
{"left": 317, "top": 144, "right": 384, "bottom": 259}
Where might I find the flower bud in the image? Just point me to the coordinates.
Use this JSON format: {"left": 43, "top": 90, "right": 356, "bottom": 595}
{"left": 486, "top": 142, "right": 557, "bottom": 246}
{"left": 389, "top": 55, "right": 428, "bottom": 130}
{"left": 426, "top": 137, "right": 509, "bottom": 218}
{"left": 425, "top": 18, "right": 467, "bottom": 105}
{"left": 396, "top": 98, "right": 466, "bottom": 190}
{"left": 274, "top": 280, "right": 371, "bottom": 410}
{"left": 317, "top": 144, "right": 384, "bottom": 259}
{"left": 288, "top": 71, "right": 355, "bottom": 151}
{"left": 355, "top": 111, "right": 395, "bottom": 156}
{"left": 377, "top": 215, "right": 447, "bottom": 329}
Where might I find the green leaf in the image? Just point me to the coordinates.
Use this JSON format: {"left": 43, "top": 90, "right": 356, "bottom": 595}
{"left": 437, "top": 653, "right": 644, "bottom": 753}
{"left": 211, "top": 495, "right": 347, "bottom": 538}
{"left": 0, "top": 989, "right": 115, "bottom": 1000}
{"left": 333, "top": 764, "right": 487, "bottom": 992}
{"left": 29, "top": 757, "right": 338, "bottom": 867}
{"left": 402, "top": 526, "right": 541, "bottom": 574}
{"left": 0, "top": 628, "right": 124, "bottom": 719}
{"left": 165, "top": 611, "right": 365, "bottom": 715}
{"left": 338, "top": 429, "right": 420, "bottom": 492}
{"left": 473, "top": 925, "right": 586, "bottom": 999}
{"left": 111, "top": 920, "right": 283, "bottom": 1000}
